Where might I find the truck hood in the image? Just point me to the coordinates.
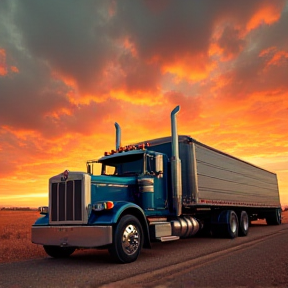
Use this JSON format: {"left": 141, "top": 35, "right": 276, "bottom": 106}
{"left": 90, "top": 175, "right": 138, "bottom": 204}
{"left": 91, "top": 175, "right": 137, "bottom": 185}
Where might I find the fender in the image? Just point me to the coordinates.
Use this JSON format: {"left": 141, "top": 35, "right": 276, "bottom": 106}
{"left": 88, "top": 201, "right": 145, "bottom": 224}
{"left": 33, "top": 214, "right": 49, "bottom": 226}
{"left": 88, "top": 201, "right": 151, "bottom": 248}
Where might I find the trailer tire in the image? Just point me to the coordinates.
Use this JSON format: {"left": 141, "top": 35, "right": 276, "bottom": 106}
{"left": 227, "top": 210, "right": 239, "bottom": 239}
{"left": 43, "top": 245, "right": 75, "bottom": 258}
{"left": 109, "top": 215, "right": 143, "bottom": 263}
{"left": 238, "top": 211, "right": 249, "bottom": 236}
{"left": 266, "top": 208, "right": 281, "bottom": 225}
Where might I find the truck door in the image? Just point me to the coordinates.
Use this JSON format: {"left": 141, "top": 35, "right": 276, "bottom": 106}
{"left": 147, "top": 154, "right": 167, "bottom": 210}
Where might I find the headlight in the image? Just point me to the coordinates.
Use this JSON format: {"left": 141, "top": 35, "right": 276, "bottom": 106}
{"left": 38, "top": 206, "right": 48, "bottom": 214}
{"left": 92, "top": 201, "right": 114, "bottom": 211}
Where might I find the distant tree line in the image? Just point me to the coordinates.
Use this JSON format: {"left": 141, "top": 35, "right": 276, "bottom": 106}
{"left": 0, "top": 207, "right": 38, "bottom": 211}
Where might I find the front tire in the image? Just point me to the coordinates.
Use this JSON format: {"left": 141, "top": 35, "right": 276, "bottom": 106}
{"left": 109, "top": 215, "right": 143, "bottom": 263}
{"left": 43, "top": 245, "right": 75, "bottom": 258}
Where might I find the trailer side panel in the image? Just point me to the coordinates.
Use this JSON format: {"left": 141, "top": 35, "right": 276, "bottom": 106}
{"left": 194, "top": 143, "right": 280, "bottom": 207}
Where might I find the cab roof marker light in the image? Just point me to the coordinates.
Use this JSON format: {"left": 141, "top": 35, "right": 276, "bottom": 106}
{"left": 103, "top": 142, "right": 150, "bottom": 156}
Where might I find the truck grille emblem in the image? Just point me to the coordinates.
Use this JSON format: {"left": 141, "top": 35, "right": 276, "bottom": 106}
{"left": 61, "top": 169, "right": 69, "bottom": 181}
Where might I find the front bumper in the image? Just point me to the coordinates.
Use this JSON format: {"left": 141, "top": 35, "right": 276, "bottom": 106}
{"left": 31, "top": 225, "right": 112, "bottom": 247}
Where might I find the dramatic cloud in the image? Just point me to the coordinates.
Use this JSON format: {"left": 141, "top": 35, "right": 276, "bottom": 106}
{"left": 0, "top": 0, "right": 287, "bottom": 206}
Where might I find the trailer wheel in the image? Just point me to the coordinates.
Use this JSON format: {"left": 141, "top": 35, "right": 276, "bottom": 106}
{"left": 109, "top": 215, "right": 143, "bottom": 263}
{"left": 227, "top": 210, "right": 239, "bottom": 239}
{"left": 43, "top": 245, "right": 75, "bottom": 258}
{"left": 266, "top": 208, "right": 281, "bottom": 225}
{"left": 238, "top": 211, "right": 249, "bottom": 236}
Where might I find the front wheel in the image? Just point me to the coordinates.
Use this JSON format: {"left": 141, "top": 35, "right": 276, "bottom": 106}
{"left": 109, "top": 215, "right": 143, "bottom": 263}
{"left": 43, "top": 245, "right": 75, "bottom": 258}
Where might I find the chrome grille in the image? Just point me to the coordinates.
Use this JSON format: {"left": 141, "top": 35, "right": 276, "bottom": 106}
{"left": 51, "top": 180, "right": 82, "bottom": 222}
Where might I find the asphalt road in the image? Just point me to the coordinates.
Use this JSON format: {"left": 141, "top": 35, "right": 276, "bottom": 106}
{"left": 1, "top": 222, "right": 288, "bottom": 288}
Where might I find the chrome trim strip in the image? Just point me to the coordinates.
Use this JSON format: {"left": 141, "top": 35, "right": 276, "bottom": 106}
{"left": 31, "top": 226, "right": 112, "bottom": 247}
{"left": 139, "top": 186, "right": 154, "bottom": 193}
{"left": 91, "top": 183, "right": 128, "bottom": 188}
{"left": 138, "top": 179, "right": 154, "bottom": 185}
{"left": 138, "top": 178, "right": 154, "bottom": 193}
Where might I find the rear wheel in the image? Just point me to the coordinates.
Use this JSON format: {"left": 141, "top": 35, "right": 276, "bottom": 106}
{"left": 43, "top": 245, "right": 75, "bottom": 258}
{"left": 266, "top": 208, "right": 281, "bottom": 225}
{"left": 227, "top": 210, "right": 239, "bottom": 239}
{"left": 210, "top": 210, "right": 239, "bottom": 238}
{"left": 109, "top": 215, "right": 143, "bottom": 263}
{"left": 238, "top": 211, "right": 249, "bottom": 236}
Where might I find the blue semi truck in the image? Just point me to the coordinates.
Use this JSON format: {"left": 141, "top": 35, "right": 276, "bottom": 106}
{"left": 32, "top": 106, "right": 281, "bottom": 263}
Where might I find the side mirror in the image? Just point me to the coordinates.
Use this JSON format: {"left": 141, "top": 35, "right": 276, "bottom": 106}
{"left": 155, "top": 155, "right": 163, "bottom": 178}
{"left": 87, "top": 164, "right": 92, "bottom": 174}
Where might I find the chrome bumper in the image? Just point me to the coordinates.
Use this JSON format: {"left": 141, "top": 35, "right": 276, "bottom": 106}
{"left": 31, "top": 225, "right": 112, "bottom": 247}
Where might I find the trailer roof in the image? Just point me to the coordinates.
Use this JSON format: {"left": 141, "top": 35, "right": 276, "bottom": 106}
{"left": 134, "top": 135, "right": 277, "bottom": 176}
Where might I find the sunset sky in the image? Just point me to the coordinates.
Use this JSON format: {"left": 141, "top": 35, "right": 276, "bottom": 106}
{"left": 0, "top": 0, "right": 287, "bottom": 208}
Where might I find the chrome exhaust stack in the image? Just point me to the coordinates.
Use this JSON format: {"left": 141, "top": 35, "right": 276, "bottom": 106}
{"left": 114, "top": 122, "right": 121, "bottom": 150}
{"left": 171, "top": 106, "right": 182, "bottom": 216}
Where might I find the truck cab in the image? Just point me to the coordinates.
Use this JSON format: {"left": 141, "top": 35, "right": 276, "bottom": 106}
{"left": 32, "top": 106, "right": 191, "bottom": 264}
{"left": 88, "top": 148, "right": 168, "bottom": 214}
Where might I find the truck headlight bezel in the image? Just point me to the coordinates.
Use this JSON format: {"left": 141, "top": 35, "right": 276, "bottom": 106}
{"left": 92, "top": 201, "right": 114, "bottom": 211}
{"left": 38, "top": 206, "right": 49, "bottom": 214}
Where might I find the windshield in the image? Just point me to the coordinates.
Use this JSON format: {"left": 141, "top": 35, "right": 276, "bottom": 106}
{"left": 100, "top": 153, "right": 144, "bottom": 176}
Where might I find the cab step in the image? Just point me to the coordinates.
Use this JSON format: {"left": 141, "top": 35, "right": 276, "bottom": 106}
{"left": 157, "top": 236, "right": 180, "bottom": 242}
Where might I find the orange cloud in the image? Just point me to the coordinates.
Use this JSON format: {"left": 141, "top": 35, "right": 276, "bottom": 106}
{"left": 246, "top": 4, "right": 282, "bottom": 31}
{"left": 10, "top": 66, "right": 19, "bottom": 73}
{"left": 110, "top": 89, "right": 163, "bottom": 105}
{"left": 267, "top": 50, "right": 288, "bottom": 66}
{"left": 209, "top": 24, "right": 245, "bottom": 61}
{"left": 0, "top": 48, "right": 20, "bottom": 76}
{"left": 259, "top": 47, "right": 288, "bottom": 67}
{"left": 0, "top": 48, "right": 7, "bottom": 76}
{"left": 122, "top": 37, "right": 138, "bottom": 58}
{"left": 162, "top": 53, "right": 216, "bottom": 82}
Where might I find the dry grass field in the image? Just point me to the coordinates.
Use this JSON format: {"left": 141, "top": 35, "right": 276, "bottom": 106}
{"left": 0, "top": 210, "right": 287, "bottom": 263}
{"left": 0, "top": 211, "right": 46, "bottom": 263}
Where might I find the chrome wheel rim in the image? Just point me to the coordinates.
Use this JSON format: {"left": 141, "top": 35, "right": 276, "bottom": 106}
{"left": 231, "top": 214, "right": 237, "bottom": 233}
{"left": 122, "top": 224, "right": 140, "bottom": 255}
{"left": 242, "top": 213, "right": 249, "bottom": 231}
